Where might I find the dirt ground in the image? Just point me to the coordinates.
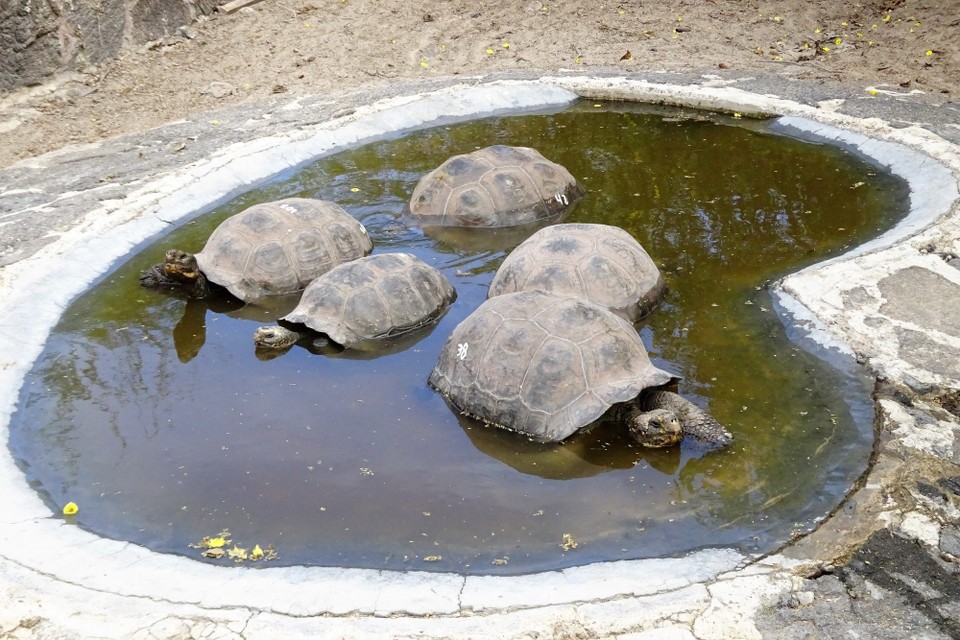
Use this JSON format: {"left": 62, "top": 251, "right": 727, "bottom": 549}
{"left": 1, "top": 0, "right": 958, "bottom": 170}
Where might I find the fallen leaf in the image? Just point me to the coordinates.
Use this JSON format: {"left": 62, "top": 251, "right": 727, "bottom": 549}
{"left": 228, "top": 545, "right": 248, "bottom": 562}
{"left": 620, "top": 50, "right": 633, "bottom": 61}
{"left": 560, "top": 532, "right": 578, "bottom": 551}
{"left": 62, "top": 502, "right": 79, "bottom": 516}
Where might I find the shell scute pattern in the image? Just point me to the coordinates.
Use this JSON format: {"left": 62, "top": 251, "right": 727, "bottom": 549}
{"left": 429, "top": 291, "right": 673, "bottom": 442}
{"left": 282, "top": 252, "right": 456, "bottom": 348}
{"left": 195, "top": 198, "right": 372, "bottom": 302}
{"left": 409, "top": 145, "right": 583, "bottom": 228}
{"left": 488, "top": 223, "right": 666, "bottom": 322}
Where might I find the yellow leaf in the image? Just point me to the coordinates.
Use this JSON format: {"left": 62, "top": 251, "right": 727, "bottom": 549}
{"left": 925, "top": 50, "right": 934, "bottom": 56}
{"left": 485, "top": 48, "right": 495, "bottom": 55}
{"left": 208, "top": 536, "right": 227, "bottom": 548}
{"left": 835, "top": 37, "right": 842, "bottom": 45}
{"left": 501, "top": 42, "right": 510, "bottom": 49}
{"left": 350, "top": 187, "right": 360, "bottom": 192}
{"left": 63, "top": 502, "right": 79, "bottom": 515}
{"left": 228, "top": 545, "right": 248, "bottom": 562}
{"left": 419, "top": 61, "right": 429, "bottom": 68}
{"left": 869, "top": 89, "right": 879, "bottom": 95}
{"left": 560, "top": 532, "right": 578, "bottom": 551}
{"left": 251, "top": 544, "right": 265, "bottom": 560}
{"left": 822, "top": 46, "right": 831, "bottom": 52}
{"left": 814, "top": 27, "right": 821, "bottom": 34}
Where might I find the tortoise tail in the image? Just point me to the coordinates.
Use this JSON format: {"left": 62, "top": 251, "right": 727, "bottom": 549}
{"left": 638, "top": 390, "right": 733, "bottom": 447}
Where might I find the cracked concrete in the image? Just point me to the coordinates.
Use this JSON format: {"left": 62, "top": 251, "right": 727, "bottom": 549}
{"left": 1, "top": 72, "right": 959, "bottom": 638}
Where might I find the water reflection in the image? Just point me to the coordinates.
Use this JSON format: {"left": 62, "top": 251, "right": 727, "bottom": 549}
{"left": 459, "top": 414, "right": 683, "bottom": 479}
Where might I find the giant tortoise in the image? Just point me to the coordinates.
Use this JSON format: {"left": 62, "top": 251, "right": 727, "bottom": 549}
{"left": 253, "top": 252, "right": 456, "bottom": 351}
{"left": 408, "top": 145, "right": 584, "bottom": 228}
{"left": 428, "top": 291, "right": 732, "bottom": 447}
{"left": 140, "top": 198, "right": 373, "bottom": 303}
{"left": 488, "top": 223, "right": 666, "bottom": 322}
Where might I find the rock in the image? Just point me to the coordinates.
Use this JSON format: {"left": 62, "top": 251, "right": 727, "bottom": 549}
{"left": 940, "top": 524, "right": 960, "bottom": 558}
{"left": 200, "top": 81, "right": 237, "bottom": 99}
{"left": 178, "top": 25, "right": 199, "bottom": 39}
{"left": 0, "top": 0, "right": 217, "bottom": 92}
{"left": 0, "top": 0, "right": 65, "bottom": 91}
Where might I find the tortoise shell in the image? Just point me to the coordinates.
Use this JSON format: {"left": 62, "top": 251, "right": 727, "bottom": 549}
{"left": 408, "top": 145, "right": 584, "bottom": 228}
{"left": 281, "top": 253, "right": 456, "bottom": 348}
{"left": 488, "top": 223, "right": 666, "bottom": 322}
{"left": 196, "top": 198, "right": 372, "bottom": 302}
{"left": 428, "top": 291, "right": 673, "bottom": 442}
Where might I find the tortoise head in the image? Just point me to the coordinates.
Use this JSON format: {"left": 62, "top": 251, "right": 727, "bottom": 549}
{"left": 162, "top": 249, "right": 202, "bottom": 282}
{"left": 253, "top": 325, "right": 302, "bottom": 350}
{"left": 627, "top": 408, "right": 683, "bottom": 448}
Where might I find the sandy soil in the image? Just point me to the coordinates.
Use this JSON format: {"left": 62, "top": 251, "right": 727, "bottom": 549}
{"left": 1, "top": 0, "right": 958, "bottom": 170}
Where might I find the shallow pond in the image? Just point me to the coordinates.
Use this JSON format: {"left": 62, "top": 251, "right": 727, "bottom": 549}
{"left": 11, "top": 102, "right": 907, "bottom": 573}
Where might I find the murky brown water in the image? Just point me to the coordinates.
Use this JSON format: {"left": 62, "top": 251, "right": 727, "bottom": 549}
{"left": 10, "top": 102, "right": 907, "bottom": 573}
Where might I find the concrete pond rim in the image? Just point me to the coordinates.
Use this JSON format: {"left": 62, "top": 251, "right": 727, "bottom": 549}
{"left": 0, "top": 74, "right": 958, "bottom": 620}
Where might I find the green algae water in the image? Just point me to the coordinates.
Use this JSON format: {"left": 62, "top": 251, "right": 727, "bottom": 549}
{"left": 10, "top": 102, "right": 907, "bottom": 573}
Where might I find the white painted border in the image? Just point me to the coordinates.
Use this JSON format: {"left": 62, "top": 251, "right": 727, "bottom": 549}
{"left": 1, "top": 77, "right": 956, "bottom": 617}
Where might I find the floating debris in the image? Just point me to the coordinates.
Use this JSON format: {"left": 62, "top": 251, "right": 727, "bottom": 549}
{"left": 189, "top": 529, "right": 278, "bottom": 563}
{"left": 560, "top": 532, "right": 579, "bottom": 551}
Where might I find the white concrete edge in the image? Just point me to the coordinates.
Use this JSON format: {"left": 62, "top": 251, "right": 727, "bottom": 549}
{"left": 1, "top": 75, "right": 956, "bottom": 618}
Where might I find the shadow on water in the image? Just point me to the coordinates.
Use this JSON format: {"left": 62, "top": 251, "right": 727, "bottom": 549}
{"left": 9, "top": 101, "right": 908, "bottom": 574}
